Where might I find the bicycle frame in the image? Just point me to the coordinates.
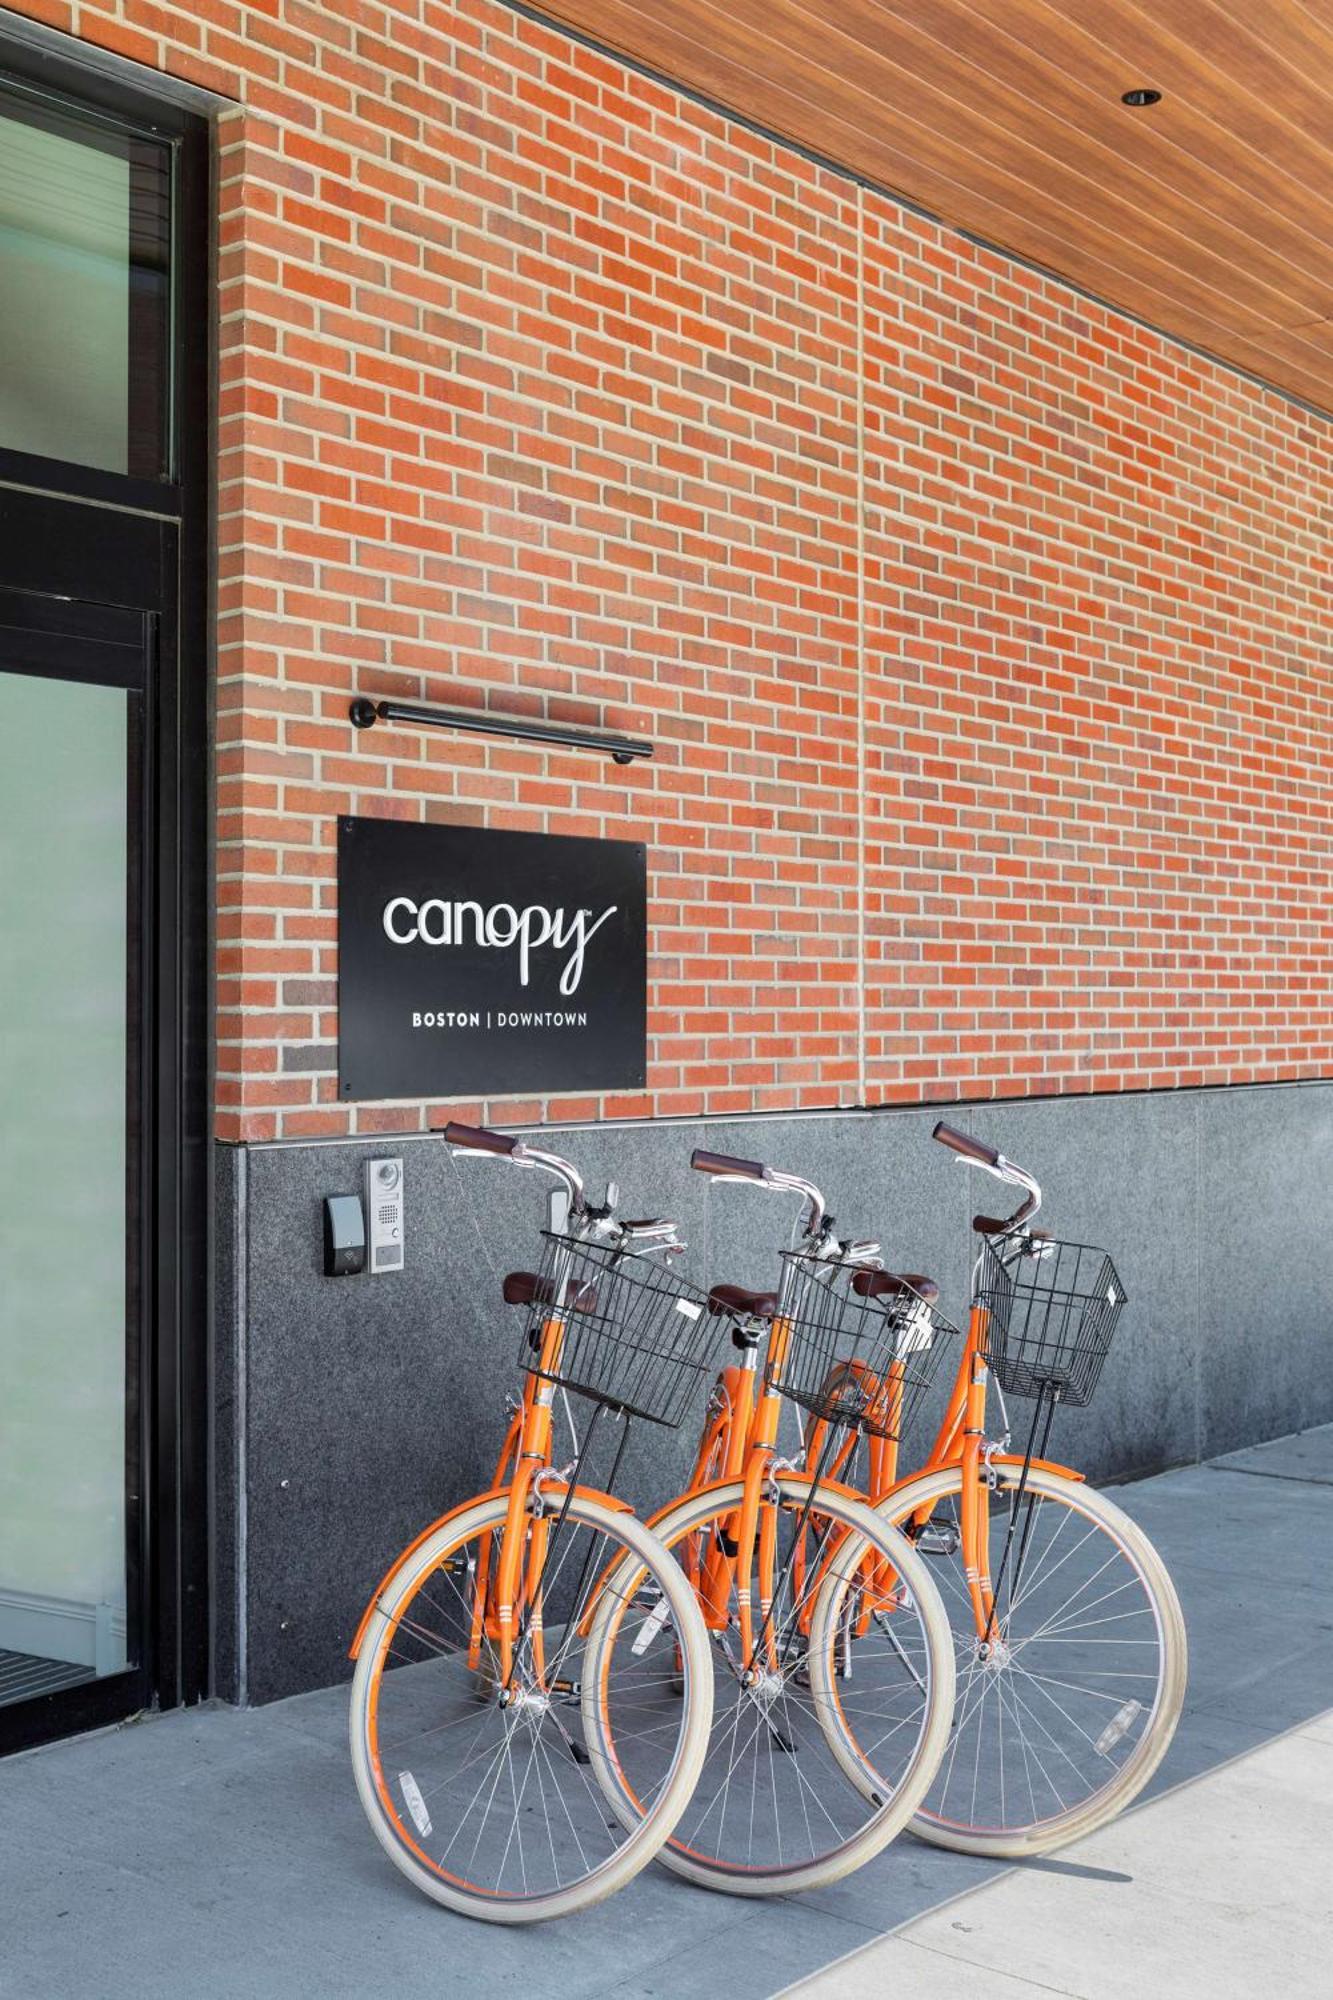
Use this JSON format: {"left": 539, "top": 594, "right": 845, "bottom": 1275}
{"left": 638, "top": 1301, "right": 888, "bottom": 1673}
{"left": 675, "top": 1295, "right": 1085, "bottom": 1657}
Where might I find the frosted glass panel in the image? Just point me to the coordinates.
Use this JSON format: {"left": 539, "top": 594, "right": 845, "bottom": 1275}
{"left": 0, "top": 671, "right": 131, "bottom": 1691}
{"left": 0, "top": 97, "right": 169, "bottom": 476}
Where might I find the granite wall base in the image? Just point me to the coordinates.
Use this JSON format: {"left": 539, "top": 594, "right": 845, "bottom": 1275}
{"left": 212, "top": 1082, "right": 1333, "bottom": 1702}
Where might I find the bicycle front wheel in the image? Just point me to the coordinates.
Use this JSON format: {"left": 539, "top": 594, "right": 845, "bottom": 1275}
{"left": 586, "top": 1473, "right": 955, "bottom": 1896}
{"left": 867, "top": 1463, "right": 1187, "bottom": 1856}
{"left": 350, "top": 1489, "right": 712, "bottom": 1923}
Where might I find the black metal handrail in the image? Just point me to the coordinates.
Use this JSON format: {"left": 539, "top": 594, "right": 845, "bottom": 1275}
{"left": 348, "top": 696, "right": 652, "bottom": 765}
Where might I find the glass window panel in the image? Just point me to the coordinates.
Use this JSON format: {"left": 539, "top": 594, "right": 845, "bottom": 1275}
{"left": 0, "top": 93, "right": 170, "bottom": 477}
{"left": 0, "top": 669, "right": 135, "bottom": 1697}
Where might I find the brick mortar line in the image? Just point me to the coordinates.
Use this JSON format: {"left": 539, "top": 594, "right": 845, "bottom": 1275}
{"left": 206, "top": 472, "right": 1333, "bottom": 579}
{"left": 208, "top": 225, "right": 1322, "bottom": 428}
{"left": 206, "top": 364, "right": 1323, "bottom": 471}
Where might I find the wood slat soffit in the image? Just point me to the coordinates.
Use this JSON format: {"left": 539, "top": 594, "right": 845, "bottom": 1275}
{"left": 540, "top": 0, "right": 1333, "bottom": 415}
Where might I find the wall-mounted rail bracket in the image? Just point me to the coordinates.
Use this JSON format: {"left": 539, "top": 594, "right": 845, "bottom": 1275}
{"left": 348, "top": 696, "right": 652, "bottom": 766}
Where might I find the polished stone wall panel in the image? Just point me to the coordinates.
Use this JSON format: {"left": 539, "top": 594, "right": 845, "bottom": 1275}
{"left": 216, "top": 1082, "right": 1333, "bottom": 1702}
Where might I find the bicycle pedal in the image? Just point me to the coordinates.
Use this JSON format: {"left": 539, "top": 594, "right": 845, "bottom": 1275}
{"left": 911, "top": 1517, "right": 960, "bottom": 1556}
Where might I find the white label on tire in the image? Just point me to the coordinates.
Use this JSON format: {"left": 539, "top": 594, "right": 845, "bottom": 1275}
{"left": 399, "top": 1770, "right": 433, "bottom": 1837}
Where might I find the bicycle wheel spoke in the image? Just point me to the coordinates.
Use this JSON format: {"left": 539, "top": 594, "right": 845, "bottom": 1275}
{"left": 596, "top": 1484, "right": 947, "bottom": 1887}
{"left": 494, "top": 1727, "right": 533, "bottom": 1895}
{"left": 1007, "top": 1516, "right": 1104, "bottom": 1621}
{"left": 1021, "top": 1573, "right": 1149, "bottom": 1644}
{"left": 969, "top": 1668, "right": 989, "bottom": 1828}
{"left": 992, "top": 1663, "right": 1068, "bottom": 1813}
{"left": 1001, "top": 1671, "right": 1092, "bottom": 1784}
{"left": 886, "top": 1470, "right": 1172, "bottom": 1844}
{"left": 354, "top": 1498, "right": 706, "bottom": 1913}
{"left": 685, "top": 1693, "right": 762, "bottom": 1843}
{"left": 1006, "top": 1658, "right": 1119, "bottom": 1756}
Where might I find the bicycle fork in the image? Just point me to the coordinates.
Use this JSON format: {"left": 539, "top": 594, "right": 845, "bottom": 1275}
{"left": 701, "top": 1325, "right": 791, "bottom": 1678}
{"left": 959, "top": 1306, "right": 998, "bottom": 1641}
{"left": 958, "top": 1302, "right": 1059, "bottom": 1653}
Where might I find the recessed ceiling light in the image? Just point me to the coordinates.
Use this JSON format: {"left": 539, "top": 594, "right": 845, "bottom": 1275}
{"left": 1121, "top": 87, "right": 1162, "bottom": 107}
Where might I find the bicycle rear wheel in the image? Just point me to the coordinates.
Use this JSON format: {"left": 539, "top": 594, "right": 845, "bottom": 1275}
{"left": 864, "top": 1463, "right": 1186, "bottom": 1855}
{"left": 350, "top": 1489, "right": 712, "bottom": 1922}
{"left": 585, "top": 1473, "right": 955, "bottom": 1895}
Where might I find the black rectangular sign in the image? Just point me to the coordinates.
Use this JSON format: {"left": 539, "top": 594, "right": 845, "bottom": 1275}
{"left": 337, "top": 817, "right": 647, "bottom": 1100}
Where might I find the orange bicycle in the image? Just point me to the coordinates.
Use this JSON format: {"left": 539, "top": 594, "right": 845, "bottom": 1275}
{"left": 677, "top": 1123, "right": 1187, "bottom": 1860}
{"left": 348, "top": 1124, "right": 719, "bottom": 1923}
{"left": 589, "top": 1148, "right": 958, "bottom": 1897}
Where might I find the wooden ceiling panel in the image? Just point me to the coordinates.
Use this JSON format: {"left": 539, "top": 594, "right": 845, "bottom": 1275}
{"left": 721, "top": 0, "right": 1330, "bottom": 316}
{"left": 538, "top": 0, "right": 1333, "bottom": 413}
{"left": 537, "top": 0, "right": 1289, "bottom": 352}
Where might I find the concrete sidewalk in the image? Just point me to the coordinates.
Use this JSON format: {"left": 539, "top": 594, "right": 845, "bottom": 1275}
{"left": 783, "top": 1707, "right": 1333, "bottom": 1998}
{"left": 3, "top": 1426, "right": 1332, "bottom": 2000}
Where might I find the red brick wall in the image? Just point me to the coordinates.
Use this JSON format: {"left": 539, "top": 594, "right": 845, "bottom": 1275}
{"left": 13, "top": 0, "right": 1333, "bottom": 1137}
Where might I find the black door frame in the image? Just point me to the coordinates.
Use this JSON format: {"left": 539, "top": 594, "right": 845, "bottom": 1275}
{"left": 0, "top": 36, "right": 210, "bottom": 1756}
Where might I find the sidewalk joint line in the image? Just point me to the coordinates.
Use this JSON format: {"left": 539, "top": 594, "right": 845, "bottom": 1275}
{"left": 1205, "top": 1463, "right": 1333, "bottom": 1488}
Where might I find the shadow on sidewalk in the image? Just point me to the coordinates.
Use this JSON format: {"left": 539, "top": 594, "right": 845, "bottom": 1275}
{"left": 1, "top": 1426, "right": 1330, "bottom": 2000}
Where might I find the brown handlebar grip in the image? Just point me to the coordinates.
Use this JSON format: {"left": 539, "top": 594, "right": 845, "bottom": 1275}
{"left": 691, "top": 1148, "right": 766, "bottom": 1181}
{"left": 932, "top": 1121, "right": 1001, "bottom": 1169}
{"left": 444, "top": 1121, "right": 519, "bottom": 1156}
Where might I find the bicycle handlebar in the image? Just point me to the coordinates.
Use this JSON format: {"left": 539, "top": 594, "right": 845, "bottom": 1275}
{"left": 445, "top": 1121, "right": 519, "bottom": 1156}
{"left": 445, "top": 1121, "right": 587, "bottom": 1213}
{"left": 690, "top": 1148, "right": 767, "bottom": 1182}
{"left": 690, "top": 1147, "right": 827, "bottom": 1238}
{"left": 446, "top": 1125, "right": 679, "bottom": 1243}
{"left": 932, "top": 1122, "right": 1000, "bottom": 1169}
{"left": 932, "top": 1121, "right": 1042, "bottom": 1237}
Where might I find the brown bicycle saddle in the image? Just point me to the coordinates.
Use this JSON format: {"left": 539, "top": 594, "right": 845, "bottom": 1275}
{"left": 501, "top": 1270, "right": 598, "bottom": 1312}
{"left": 706, "top": 1282, "right": 779, "bottom": 1319}
{"left": 851, "top": 1269, "right": 941, "bottom": 1306}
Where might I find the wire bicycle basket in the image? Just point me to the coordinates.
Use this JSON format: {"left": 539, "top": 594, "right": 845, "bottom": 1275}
{"left": 516, "top": 1231, "right": 719, "bottom": 1429}
{"left": 976, "top": 1235, "right": 1127, "bottom": 1406}
{"left": 771, "top": 1254, "right": 961, "bottom": 1442}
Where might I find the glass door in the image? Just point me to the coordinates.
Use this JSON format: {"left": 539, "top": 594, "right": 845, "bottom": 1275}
{"left": 0, "top": 44, "right": 209, "bottom": 1759}
{"left": 0, "top": 587, "right": 148, "bottom": 1728}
